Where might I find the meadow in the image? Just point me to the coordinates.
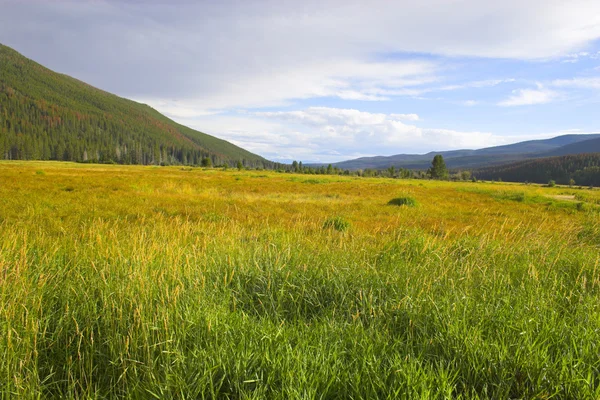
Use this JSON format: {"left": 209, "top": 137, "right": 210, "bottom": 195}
{"left": 1, "top": 161, "right": 599, "bottom": 399}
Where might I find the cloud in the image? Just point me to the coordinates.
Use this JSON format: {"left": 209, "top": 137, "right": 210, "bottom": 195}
{"left": 1, "top": 0, "right": 600, "bottom": 111}
{"left": 390, "top": 114, "right": 420, "bottom": 121}
{"left": 498, "top": 87, "right": 560, "bottom": 106}
{"left": 552, "top": 77, "right": 600, "bottom": 89}
{"left": 182, "top": 107, "right": 516, "bottom": 162}
{"left": 1, "top": 1, "right": 599, "bottom": 161}
{"left": 132, "top": 59, "right": 439, "bottom": 110}
{"left": 494, "top": 76, "right": 600, "bottom": 107}
{"left": 561, "top": 51, "right": 600, "bottom": 63}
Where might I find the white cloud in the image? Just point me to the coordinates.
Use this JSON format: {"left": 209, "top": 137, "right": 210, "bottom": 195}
{"left": 182, "top": 107, "right": 515, "bottom": 162}
{"left": 134, "top": 59, "right": 438, "bottom": 110}
{"left": 552, "top": 77, "right": 600, "bottom": 89}
{"left": 498, "top": 87, "right": 560, "bottom": 106}
{"left": 390, "top": 114, "right": 420, "bottom": 121}
{"left": 2, "top": 0, "right": 600, "bottom": 111}
{"left": 1, "top": 0, "right": 599, "bottom": 161}
{"left": 561, "top": 51, "right": 600, "bottom": 63}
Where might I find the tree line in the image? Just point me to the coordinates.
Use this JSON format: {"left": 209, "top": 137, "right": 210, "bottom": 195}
{"left": 473, "top": 153, "right": 600, "bottom": 186}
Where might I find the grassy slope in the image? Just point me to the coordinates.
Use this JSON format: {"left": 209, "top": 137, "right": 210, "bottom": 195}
{"left": 0, "top": 43, "right": 264, "bottom": 163}
{"left": 1, "top": 162, "right": 600, "bottom": 398}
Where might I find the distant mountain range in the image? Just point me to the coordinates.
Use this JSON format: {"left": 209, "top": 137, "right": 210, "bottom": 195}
{"left": 328, "top": 134, "right": 600, "bottom": 171}
{"left": 0, "top": 43, "right": 272, "bottom": 167}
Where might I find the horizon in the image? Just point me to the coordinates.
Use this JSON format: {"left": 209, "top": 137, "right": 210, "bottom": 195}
{"left": 2, "top": 1, "right": 600, "bottom": 163}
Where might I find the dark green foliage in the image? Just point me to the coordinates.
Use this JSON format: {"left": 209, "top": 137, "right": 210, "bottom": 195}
{"left": 322, "top": 216, "right": 351, "bottom": 232}
{"left": 388, "top": 196, "right": 418, "bottom": 207}
{"left": 0, "top": 43, "right": 278, "bottom": 167}
{"left": 201, "top": 157, "right": 212, "bottom": 167}
{"left": 548, "top": 180, "right": 556, "bottom": 187}
{"left": 428, "top": 155, "right": 449, "bottom": 179}
{"left": 474, "top": 154, "right": 600, "bottom": 186}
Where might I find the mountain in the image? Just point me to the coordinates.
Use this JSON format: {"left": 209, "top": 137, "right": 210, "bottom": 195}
{"left": 541, "top": 137, "right": 600, "bottom": 157}
{"left": 473, "top": 153, "right": 600, "bottom": 186}
{"left": 0, "top": 43, "right": 271, "bottom": 167}
{"left": 329, "top": 134, "right": 600, "bottom": 170}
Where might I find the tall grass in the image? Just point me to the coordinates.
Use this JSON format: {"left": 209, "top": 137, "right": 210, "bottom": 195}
{"left": 1, "top": 161, "right": 599, "bottom": 398}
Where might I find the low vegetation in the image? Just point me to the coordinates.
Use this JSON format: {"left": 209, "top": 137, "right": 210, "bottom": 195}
{"left": 322, "top": 216, "right": 352, "bottom": 232}
{"left": 387, "top": 196, "right": 418, "bottom": 207}
{"left": 1, "top": 161, "right": 599, "bottom": 398}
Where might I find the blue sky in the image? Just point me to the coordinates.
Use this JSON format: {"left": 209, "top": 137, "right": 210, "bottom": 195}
{"left": 1, "top": 0, "right": 600, "bottom": 162}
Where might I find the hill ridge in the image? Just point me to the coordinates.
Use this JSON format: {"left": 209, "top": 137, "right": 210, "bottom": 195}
{"left": 0, "top": 43, "right": 273, "bottom": 167}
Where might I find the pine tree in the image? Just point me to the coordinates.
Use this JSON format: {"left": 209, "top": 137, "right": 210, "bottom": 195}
{"left": 428, "top": 155, "right": 448, "bottom": 179}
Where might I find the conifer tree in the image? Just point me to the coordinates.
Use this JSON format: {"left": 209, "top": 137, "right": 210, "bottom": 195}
{"left": 428, "top": 155, "right": 449, "bottom": 179}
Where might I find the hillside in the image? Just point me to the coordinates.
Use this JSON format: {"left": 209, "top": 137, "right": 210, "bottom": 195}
{"left": 541, "top": 137, "right": 600, "bottom": 157}
{"left": 473, "top": 153, "right": 600, "bottom": 186}
{"left": 329, "top": 134, "right": 600, "bottom": 170}
{"left": 0, "top": 43, "right": 271, "bottom": 167}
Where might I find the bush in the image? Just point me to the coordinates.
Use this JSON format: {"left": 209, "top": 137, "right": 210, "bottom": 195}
{"left": 388, "top": 197, "right": 418, "bottom": 207}
{"left": 323, "top": 216, "right": 351, "bottom": 232}
{"left": 548, "top": 180, "right": 556, "bottom": 187}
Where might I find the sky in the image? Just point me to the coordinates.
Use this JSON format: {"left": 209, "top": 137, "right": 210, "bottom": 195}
{"left": 1, "top": 0, "right": 600, "bottom": 163}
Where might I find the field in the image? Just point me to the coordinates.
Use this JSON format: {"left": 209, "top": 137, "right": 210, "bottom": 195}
{"left": 1, "top": 161, "right": 600, "bottom": 399}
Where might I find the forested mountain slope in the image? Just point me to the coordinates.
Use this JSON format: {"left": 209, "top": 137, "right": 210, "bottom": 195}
{"left": 0, "top": 43, "right": 271, "bottom": 167}
{"left": 473, "top": 153, "right": 600, "bottom": 186}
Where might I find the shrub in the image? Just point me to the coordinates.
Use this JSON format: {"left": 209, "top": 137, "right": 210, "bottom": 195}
{"left": 388, "top": 196, "right": 418, "bottom": 207}
{"left": 303, "top": 179, "right": 324, "bottom": 184}
{"left": 323, "top": 216, "right": 351, "bottom": 232}
{"left": 548, "top": 180, "right": 556, "bottom": 187}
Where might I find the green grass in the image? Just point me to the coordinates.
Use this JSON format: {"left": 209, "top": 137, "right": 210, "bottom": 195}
{"left": 322, "top": 216, "right": 352, "bottom": 232}
{"left": 1, "top": 161, "right": 600, "bottom": 398}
